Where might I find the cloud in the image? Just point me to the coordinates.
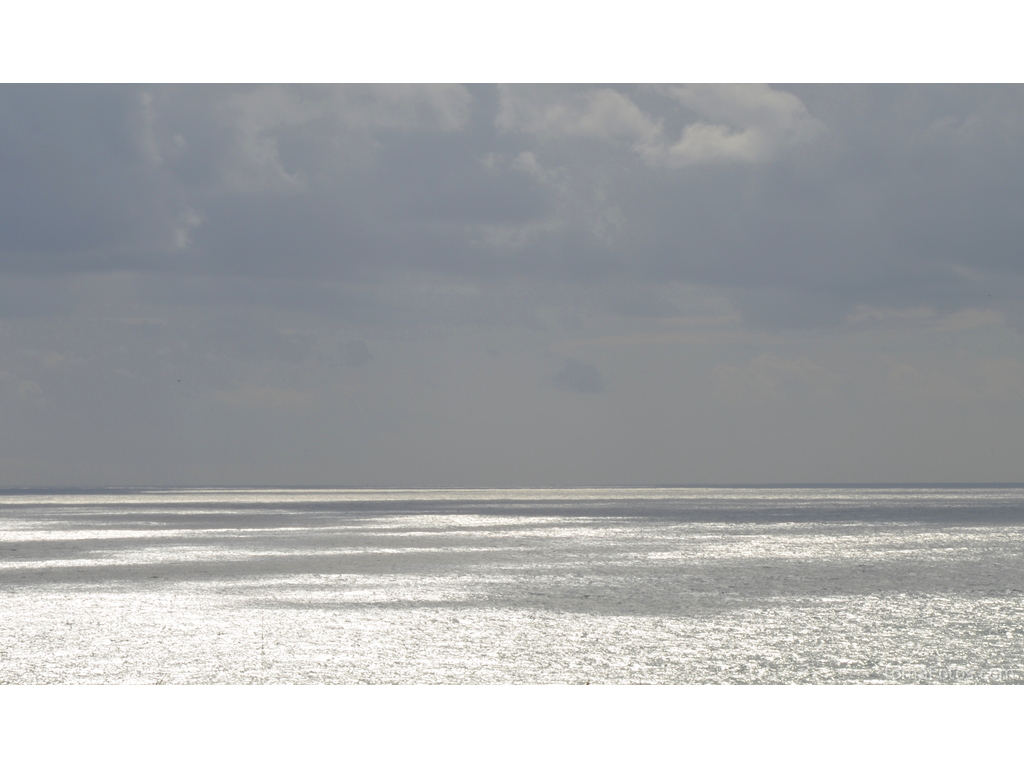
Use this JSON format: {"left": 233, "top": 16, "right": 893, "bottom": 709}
{"left": 552, "top": 357, "right": 605, "bottom": 393}
{"left": 655, "top": 84, "right": 826, "bottom": 166}
{"left": 474, "top": 151, "right": 626, "bottom": 249}
{"left": 713, "top": 353, "right": 841, "bottom": 403}
{"left": 206, "top": 386, "right": 314, "bottom": 410}
{"left": 496, "top": 84, "right": 824, "bottom": 169}
{"left": 340, "top": 340, "right": 373, "bottom": 367}
{"left": 3, "top": 84, "right": 1024, "bottom": 335}
{"left": 2, "top": 85, "right": 1024, "bottom": 486}
{"left": 0, "top": 85, "right": 477, "bottom": 275}
{"left": 883, "top": 356, "right": 1024, "bottom": 403}
{"left": 0, "top": 371, "right": 45, "bottom": 407}
{"left": 496, "top": 85, "right": 661, "bottom": 147}
{"left": 216, "top": 84, "right": 474, "bottom": 193}
{"left": 0, "top": 86, "right": 181, "bottom": 262}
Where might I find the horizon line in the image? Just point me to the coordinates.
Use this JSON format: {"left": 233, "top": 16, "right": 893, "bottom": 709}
{"left": 2, "top": 482, "right": 1024, "bottom": 493}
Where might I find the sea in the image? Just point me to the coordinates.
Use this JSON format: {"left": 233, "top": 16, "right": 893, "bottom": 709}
{"left": 2, "top": 486, "right": 1023, "bottom": 684}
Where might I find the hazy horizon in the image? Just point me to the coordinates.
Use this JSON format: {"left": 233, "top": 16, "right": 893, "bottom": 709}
{"left": 5, "top": 482, "right": 1024, "bottom": 492}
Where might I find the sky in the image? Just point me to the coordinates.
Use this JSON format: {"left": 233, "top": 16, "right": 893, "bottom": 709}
{"left": 2, "top": 84, "right": 1024, "bottom": 486}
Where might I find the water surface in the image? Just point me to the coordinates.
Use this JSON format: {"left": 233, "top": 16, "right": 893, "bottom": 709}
{"left": 2, "top": 487, "right": 1023, "bottom": 684}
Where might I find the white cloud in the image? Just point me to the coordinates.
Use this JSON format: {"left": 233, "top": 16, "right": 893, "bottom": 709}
{"left": 218, "top": 85, "right": 473, "bottom": 193}
{"left": 497, "top": 84, "right": 824, "bottom": 169}
{"left": 172, "top": 207, "right": 203, "bottom": 250}
{"left": 665, "top": 121, "right": 769, "bottom": 166}
{"left": 656, "top": 84, "right": 826, "bottom": 167}
{"left": 138, "top": 91, "right": 163, "bottom": 165}
{"left": 496, "top": 85, "right": 661, "bottom": 147}
{"left": 474, "top": 150, "right": 625, "bottom": 249}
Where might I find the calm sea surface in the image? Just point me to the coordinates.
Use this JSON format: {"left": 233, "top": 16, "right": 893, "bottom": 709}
{"left": 2, "top": 487, "right": 1023, "bottom": 684}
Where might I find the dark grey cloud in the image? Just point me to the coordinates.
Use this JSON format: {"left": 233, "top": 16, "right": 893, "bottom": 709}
{"left": 553, "top": 358, "right": 604, "bottom": 393}
{"left": 621, "top": 84, "right": 1024, "bottom": 327}
{"left": 5, "top": 84, "right": 1024, "bottom": 330}
{"left": 340, "top": 340, "right": 373, "bottom": 367}
{"left": 0, "top": 274, "right": 79, "bottom": 318}
{"left": 0, "top": 86, "right": 180, "bottom": 266}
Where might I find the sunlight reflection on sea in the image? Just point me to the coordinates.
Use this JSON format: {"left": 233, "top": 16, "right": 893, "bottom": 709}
{"left": 2, "top": 487, "right": 1023, "bottom": 684}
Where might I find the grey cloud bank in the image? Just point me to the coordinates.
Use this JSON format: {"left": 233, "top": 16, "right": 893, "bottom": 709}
{"left": 1, "top": 84, "right": 1023, "bottom": 486}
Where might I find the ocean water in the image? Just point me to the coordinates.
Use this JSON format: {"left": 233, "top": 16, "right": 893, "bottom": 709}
{"left": 1, "top": 486, "right": 1023, "bottom": 684}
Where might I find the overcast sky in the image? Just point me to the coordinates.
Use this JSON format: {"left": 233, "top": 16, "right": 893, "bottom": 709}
{"left": 2, "top": 84, "right": 1024, "bottom": 486}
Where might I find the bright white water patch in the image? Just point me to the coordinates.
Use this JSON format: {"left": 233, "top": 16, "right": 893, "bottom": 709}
{"left": 2, "top": 487, "right": 1023, "bottom": 684}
